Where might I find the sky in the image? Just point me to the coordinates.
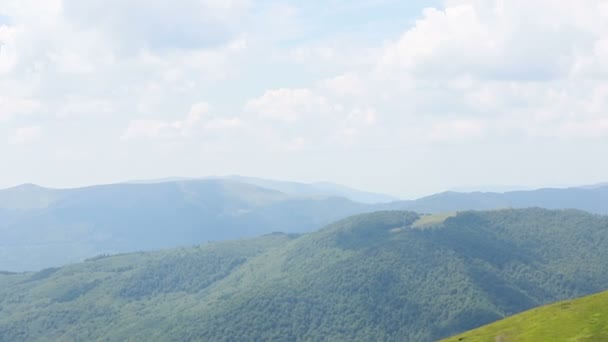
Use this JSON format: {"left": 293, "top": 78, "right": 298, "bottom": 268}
{"left": 1, "top": 0, "right": 608, "bottom": 199}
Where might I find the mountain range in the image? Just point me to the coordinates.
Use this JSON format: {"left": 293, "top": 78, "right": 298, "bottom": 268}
{"left": 129, "top": 175, "right": 400, "bottom": 204}
{"left": 0, "top": 180, "right": 375, "bottom": 271}
{"left": 1, "top": 208, "right": 608, "bottom": 341}
{"left": 2, "top": 178, "right": 608, "bottom": 271}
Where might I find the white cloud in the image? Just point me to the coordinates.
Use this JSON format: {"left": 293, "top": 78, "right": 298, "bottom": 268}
{"left": 428, "top": 119, "right": 485, "bottom": 142}
{"left": 245, "top": 88, "right": 333, "bottom": 122}
{"left": 321, "top": 73, "right": 365, "bottom": 96}
{"left": 54, "top": 146, "right": 90, "bottom": 161}
{"left": 287, "top": 46, "right": 337, "bottom": 65}
{"left": 333, "top": 126, "right": 360, "bottom": 146}
{"left": 331, "top": 107, "right": 378, "bottom": 146}
{"left": 12, "top": 125, "right": 42, "bottom": 144}
{"left": 283, "top": 137, "right": 305, "bottom": 151}
{"left": 347, "top": 107, "right": 377, "bottom": 126}
{"left": 62, "top": 0, "right": 251, "bottom": 53}
{"left": 378, "top": 1, "right": 608, "bottom": 81}
{"left": 0, "top": 96, "right": 40, "bottom": 121}
{"left": 3, "top": 0, "right": 608, "bottom": 196}
{"left": 558, "top": 118, "right": 608, "bottom": 138}
{"left": 204, "top": 117, "right": 245, "bottom": 130}
{"left": 0, "top": 25, "right": 18, "bottom": 74}
{"left": 47, "top": 50, "right": 96, "bottom": 74}
{"left": 121, "top": 102, "right": 244, "bottom": 141}
{"left": 572, "top": 37, "right": 608, "bottom": 78}
{"left": 122, "top": 103, "right": 208, "bottom": 141}
{"left": 56, "top": 97, "right": 114, "bottom": 119}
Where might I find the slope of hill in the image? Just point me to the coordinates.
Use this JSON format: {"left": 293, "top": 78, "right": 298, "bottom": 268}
{"left": 223, "top": 176, "right": 400, "bottom": 203}
{"left": 0, "top": 180, "right": 375, "bottom": 271}
{"left": 1, "top": 209, "right": 608, "bottom": 341}
{"left": 442, "top": 290, "right": 608, "bottom": 342}
{"left": 0, "top": 183, "right": 68, "bottom": 210}
{"left": 397, "top": 185, "right": 608, "bottom": 215}
{"left": 129, "top": 175, "right": 400, "bottom": 203}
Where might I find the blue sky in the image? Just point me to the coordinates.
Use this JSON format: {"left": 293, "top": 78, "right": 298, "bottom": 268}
{"left": 1, "top": 0, "right": 608, "bottom": 198}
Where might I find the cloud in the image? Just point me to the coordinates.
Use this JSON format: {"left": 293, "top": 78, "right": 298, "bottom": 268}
{"left": 0, "top": 25, "right": 18, "bottom": 74}
{"left": 47, "top": 50, "right": 96, "bottom": 74}
{"left": 428, "top": 119, "right": 485, "bottom": 142}
{"left": 122, "top": 103, "right": 208, "bottom": 141}
{"left": 56, "top": 97, "right": 114, "bottom": 119}
{"left": 12, "top": 125, "right": 42, "bottom": 144}
{"left": 573, "top": 37, "right": 608, "bottom": 78}
{"left": 3, "top": 0, "right": 608, "bottom": 195}
{"left": 204, "top": 118, "right": 245, "bottom": 130}
{"left": 377, "top": 1, "right": 607, "bottom": 81}
{"left": 332, "top": 107, "right": 378, "bottom": 146}
{"left": 558, "top": 118, "right": 608, "bottom": 138}
{"left": 62, "top": 0, "right": 250, "bottom": 54}
{"left": 347, "top": 107, "right": 377, "bottom": 126}
{"left": 321, "top": 73, "right": 365, "bottom": 96}
{"left": 54, "top": 146, "right": 90, "bottom": 161}
{"left": 245, "top": 88, "right": 334, "bottom": 122}
{"left": 0, "top": 96, "right": 40, "bottom": 121}
{"left": 121, "top": 102, "right": 244, "bottom": 141}
{"left": 283, "top": 137, "right": 305, "bottom": 151}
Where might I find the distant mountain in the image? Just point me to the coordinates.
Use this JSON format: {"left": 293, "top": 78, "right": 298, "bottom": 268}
{"left": 129, "top": 175, "right": 400, "bottom": 203}
{"left": 2, "top": 209, "right": 608, "bottom": 341}
{"left": 449, "top": 185, "right": 533, "bottom": 193}
{"left": 579, "top": 181, "right": 608, "bottom": 189}
{"left": 123, "top": 177, "right": 608, "bottom": 212}
{"left": 0, "top": 180, "right": 378, "bottom": 271}
{"left": 0, "top": 183, "right": 68, "bottom": 210}
{"left": 395, "top": 185, "right": 608, "bottom": 215}
{"left": 3, "top": 181, "right": 608, "bottom": 271}
{"left": 443, "top": 289, "right": 608, "bottom": 342}
{"left": 221, "top": 176, "right": 400, "bottom": 203}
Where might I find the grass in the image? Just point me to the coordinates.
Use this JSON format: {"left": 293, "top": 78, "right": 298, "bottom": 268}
{"left": 441, "top": 290, "right": 608, "bottom": 342}
{"left": 411, "top": 212, "right": 457, "bottom": 229}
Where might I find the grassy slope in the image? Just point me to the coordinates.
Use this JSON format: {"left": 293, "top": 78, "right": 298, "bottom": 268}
{"left": 1, "top": 209, "right": 608, "bottom": 341}
{"left": 442, "top": 290, "right": 608, "bottom": 342}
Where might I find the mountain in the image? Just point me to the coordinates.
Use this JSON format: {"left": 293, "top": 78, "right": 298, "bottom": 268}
{"left": 580, "top": 181, "right": 608, "bottom": 189}
{"left": 0, "top": 183, "right": 68, "bottom": 210}
{"left": 396, "top": 185, "right": 608, "bottom": 215}
{"left": 0, "top": 179, "right": 379, "bottom": 271}
{"left": 449, "top": 185, "right": 533, "bottom": 193}
{"left": 2, "top": 209, "right": 608, "bottom": 341}
{"left": 442, "top": 290, "right": 608, "bottom": 342}
{"left": 221, "top": 176, "right": 400, "bottom": 203}
{"left": 3, "top": 180, "right": 608, "bottom": 271}
{"left": 129, "top": 175, "right": 400, "bottom": 203}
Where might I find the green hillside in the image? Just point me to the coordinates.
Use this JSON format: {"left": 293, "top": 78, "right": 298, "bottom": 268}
{"left": 1, "top": 209, "right": 608, "bottom": 341}
{"left": 442, "top": 290, "right": 608, "bottom": 342}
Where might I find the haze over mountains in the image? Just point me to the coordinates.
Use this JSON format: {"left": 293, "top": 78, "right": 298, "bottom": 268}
{"left": 2, "top": 209, "right": 608, "bottom": 341}
{"left": 128, "top": 175, "right": 400, "bottom": 204}
{"left": 2, "top": 177, "right": 608, "bottom": 271}
{"left": 0, "top": 180, "right": 374, "bottom": 271}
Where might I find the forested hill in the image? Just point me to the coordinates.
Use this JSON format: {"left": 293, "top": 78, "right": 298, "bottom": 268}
{"left": 442, "top": 289, "right": 608, "bottom": 341}
{"left": 2, "top": 208, "right": 608, "bottom": 341}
